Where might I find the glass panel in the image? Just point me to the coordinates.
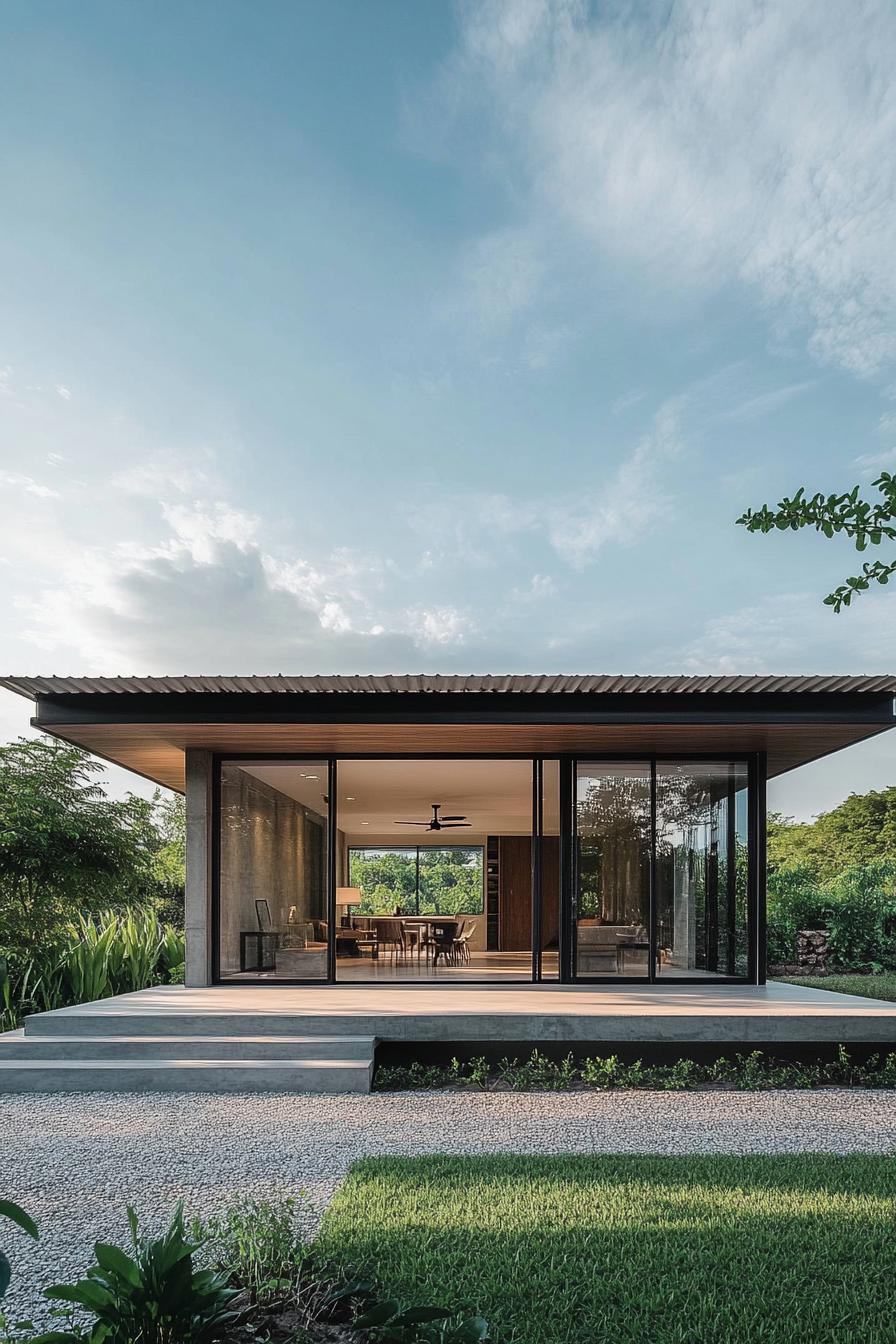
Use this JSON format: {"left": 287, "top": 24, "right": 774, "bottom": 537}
{"left": 540, "top": 760, "right": 560, "bottom": 980}
{"left": 655, "top": 761, "right": 749, "bottom": 978}
{"left": 348, "top": 847, "right": 419, "bottom": 914}
{"left": 218, "top": 761, "right": 329, "bottom": 980}
{"left": 575, "top": 763, "right": 651, "bottom": 978}
{"left": 418, "top": 847, "right": 484, "bottom": 916}
{"left": 346, "top": 846, "right": 484, "bottom": 917}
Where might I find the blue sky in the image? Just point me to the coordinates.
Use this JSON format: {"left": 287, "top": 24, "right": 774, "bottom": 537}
{"left": 1, "top": 0, "right": 896, "bottom": 818}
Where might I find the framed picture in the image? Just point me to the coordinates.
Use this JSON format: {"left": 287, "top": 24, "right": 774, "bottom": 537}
{"left": 255, "top": 899, "right": 272, "bottom": 931}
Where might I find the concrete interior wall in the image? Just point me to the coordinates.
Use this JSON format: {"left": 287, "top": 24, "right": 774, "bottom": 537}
{"left": 219, "top": 766, "right": 327, "bottom": 976}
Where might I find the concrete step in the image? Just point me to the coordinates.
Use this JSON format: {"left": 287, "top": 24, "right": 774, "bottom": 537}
{"left": 0, "top": 1031, "right": 375, "bottom": 1061}
{"left": 0, "top": 1056, "right": 374, "bottom": 1093}
{"left": 22, "top": 1011, "right": 376, "bottom": 1039}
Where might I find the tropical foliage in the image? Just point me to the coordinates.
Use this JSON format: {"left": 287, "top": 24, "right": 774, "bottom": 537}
{"left": 0, "top": 736, "right": 186, "bottom": 1029}
{"left": 767, "top": 789, "right": 896, "bottom": 970}
{"left": 42, "top": 1203, "right": 240, "bottom": 1344}
{"left": 348, "top": 848, "right": 484, "bottom": 916}
{"left": 0, "top": 738, "right": 185, "bottom": 954}
{"left": 0, "top": 1200, "right": 38, "bottom": 1304}
{"left": 737, "top": 471, "right": 896, "bottom": 610}
{"left": 769, "top": 788, "right": 896, "bottom": 877}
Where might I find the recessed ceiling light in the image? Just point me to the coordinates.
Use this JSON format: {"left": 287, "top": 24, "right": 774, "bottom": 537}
{"left": 346, "top": 796, "right": 355, "bottom": 801}
{"left": 361, "top": 821, "right": 369, "bottom": 825}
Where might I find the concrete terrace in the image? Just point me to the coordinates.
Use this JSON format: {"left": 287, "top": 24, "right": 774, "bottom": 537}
{"left": 17, "top": 980, "right": 896, "bottom": 1044}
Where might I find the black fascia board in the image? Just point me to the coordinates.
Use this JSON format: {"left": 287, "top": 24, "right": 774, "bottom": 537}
{"left": 31, "top": 689, "right": 896, "bottom": 728}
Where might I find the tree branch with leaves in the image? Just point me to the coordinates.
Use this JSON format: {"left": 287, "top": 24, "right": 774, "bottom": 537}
{"left": 737, "top": 470, "right": 896, "bottom": 610}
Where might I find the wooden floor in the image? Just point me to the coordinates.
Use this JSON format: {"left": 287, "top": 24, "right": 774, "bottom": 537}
{"left": 23, "top": 980, "right": 896, "bottom": 1045}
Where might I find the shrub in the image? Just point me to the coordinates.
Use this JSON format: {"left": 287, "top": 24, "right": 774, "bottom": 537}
{"left": 42, "top": 1203, "right": 240, "bottom": 1344}
{"left": 0, "top": 912, "right": 183, "bottom": 1028}
{"left": 375, "top": 1047, "right": 896, "bottom": 1093}
{"left": 767, "top": 858, "right": 896, "bottom": 970}
{"left": 195, "top": 1196, "right": 307, "bottom": 1305}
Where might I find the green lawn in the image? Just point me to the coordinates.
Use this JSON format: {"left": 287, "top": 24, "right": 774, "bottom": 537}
{"left": 317, "top": 1154, "right": 896, "bottom": 1344}
{"left": 778, "top": 972, "right": 896, "bottom": 1002}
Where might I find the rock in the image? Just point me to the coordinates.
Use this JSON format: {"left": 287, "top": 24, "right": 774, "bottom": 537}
{"left": 796, "top": 929, "right": 832, "bottom": 973}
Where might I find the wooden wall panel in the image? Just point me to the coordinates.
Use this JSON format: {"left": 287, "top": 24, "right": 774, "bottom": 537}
{"left": 498, "top": 836, "right": 531, "bottom": 952}
{"left": 541, "top": 836, "right": 560, "bottom": 951}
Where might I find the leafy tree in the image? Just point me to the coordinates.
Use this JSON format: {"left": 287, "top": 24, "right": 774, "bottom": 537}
{"left": 348, "top": 847, "right": 483, "bottom": 915}
{"left": 147, "top": 790, "right": 186, "bottom": 927}
{"left": 768, "top": 789, "right": 896, "bottom": 882}
{"left": 737, "top": 472, "right": 896, "bottom": 610}
{"left": 0, "top": 738, "right": 160, "bottom": 953}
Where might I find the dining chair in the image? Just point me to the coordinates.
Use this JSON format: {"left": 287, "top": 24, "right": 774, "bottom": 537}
{"left": 453, "top": 920, "right": 476, "bottom": 964}
{"left": 427, "top": 919, "right": 461, "bottom": 968}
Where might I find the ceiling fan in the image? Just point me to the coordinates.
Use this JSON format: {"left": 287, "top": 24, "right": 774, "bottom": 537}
{"left": 393, "top": 803, "right": 471, "bottom": 832}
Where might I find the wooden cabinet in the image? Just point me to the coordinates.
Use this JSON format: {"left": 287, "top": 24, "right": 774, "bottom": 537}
{"left": 497, "top": 836, "right": 560, "bottom": 952}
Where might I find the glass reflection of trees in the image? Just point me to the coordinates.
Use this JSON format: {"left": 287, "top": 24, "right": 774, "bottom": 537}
{"left": 656, "top": 765, "right": 749, "bottom": 977}
{"left": 576, "top": 772, "right": 650, "bottom": 923}
{"left": 576, "top": 764, "right": 750, "bottom": 977}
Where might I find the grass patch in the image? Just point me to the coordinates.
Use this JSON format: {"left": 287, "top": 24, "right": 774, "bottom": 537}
{"left": 316, "top": 1154, "right": 896, "bottom": 1344}
{"left": 778, "top": 972, "right": 896, "bottom": 1002}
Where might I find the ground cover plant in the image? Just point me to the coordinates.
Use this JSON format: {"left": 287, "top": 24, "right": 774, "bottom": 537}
{"left": 780, "top": 972, "right": 896, "bottom": 1002}
{"left": 0, "top": 1195, "right": 489, "bottom": 1344}
{"left": 373, "top": 1045, "right": 896, "bottom": 1092}
{"left": 317, "top": 1154, "right": 896, "bottom": 1344}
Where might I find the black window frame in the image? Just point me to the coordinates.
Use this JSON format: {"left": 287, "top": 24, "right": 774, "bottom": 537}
{"left": 211, "top": 750, "right": 764, "bottom": 988}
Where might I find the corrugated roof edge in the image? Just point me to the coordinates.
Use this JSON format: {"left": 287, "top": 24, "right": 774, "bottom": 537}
{"left": 2, "top": 673, "right": 896, "bottom": 697}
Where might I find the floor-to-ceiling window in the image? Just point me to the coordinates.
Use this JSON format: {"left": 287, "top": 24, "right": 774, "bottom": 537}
{"left": 655, "top": 761, "right": 749, "bottom": 978}
{"left": 336, "top": 758, "right": 530, "bottom": 982}
{"left": 215, "top": 754, "right": 755, "bottom": 984}
{"left": 575, "top": 763, "right": 652, "bottom": 979}
{"left": 573, "top": 757, "right": 753, "bottom": 981}
{"left": 347, "top": 846, "right": 485, "bottom": 917}
{"left": 218, "top": 761, "right": 329, "bottom": 980}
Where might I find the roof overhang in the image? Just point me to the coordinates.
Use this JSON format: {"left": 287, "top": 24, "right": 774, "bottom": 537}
{"left": 3, "top": 674, "right": 895, "bottom": 793}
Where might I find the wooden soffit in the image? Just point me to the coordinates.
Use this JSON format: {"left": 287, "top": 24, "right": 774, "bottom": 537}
{"left": 28, "top": 718, "right": 895, "bottom": 793}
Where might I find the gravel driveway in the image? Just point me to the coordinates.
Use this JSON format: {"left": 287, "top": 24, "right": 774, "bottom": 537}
{"left": 4, "top": 1087, "right": 896, "bottom": 1327}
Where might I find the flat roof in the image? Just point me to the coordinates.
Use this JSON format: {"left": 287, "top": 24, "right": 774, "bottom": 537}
{"left": 4, "top": 672, "right": 895, "bottom": 792}
{"left": 4, "top": 673, "right": 896, "bottom": 697}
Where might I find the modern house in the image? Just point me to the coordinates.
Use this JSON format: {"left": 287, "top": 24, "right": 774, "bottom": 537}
{"left": 3, "top": 672, "right": 896, "bottom": 1092}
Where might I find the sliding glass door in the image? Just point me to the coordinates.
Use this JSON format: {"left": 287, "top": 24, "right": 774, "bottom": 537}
{"left": 574, "top": 763, "right": 652, "bottom": 979}
{"left": 572, "top": 758, "right": 753, "bottom": 983}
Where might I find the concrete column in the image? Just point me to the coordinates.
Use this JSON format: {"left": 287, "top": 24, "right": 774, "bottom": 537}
{"left": 185, "top": 749, "right": 214, "bottom": 987}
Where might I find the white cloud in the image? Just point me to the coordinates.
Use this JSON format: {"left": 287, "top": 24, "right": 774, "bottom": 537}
{"left": 410, "top": 399, "right": 683, "bottom": 570}
{"left": 511, "top": 573, "right": 557, "bottom": 602}
{"left": 674, "top": 589, "right": 896, "bottom": 673}
{"left": 548, "top": 398, "right": 682, "bottom": 566}
{"left": 716, "top": 381, "right": 817, "bottom": 424}
{"left": 408, "top": 605, "right": 477, "bottom": 646}
{"left": 854, "top": 447, "right": 896, "bottom": 474}
{"left": 448, "top": 0, "right": 896, "bottom": 378}
{"left": 0, "top": 472, "right": 59, "bottom": 499}
{"left": 55, "top": 385, "right": 71, "bottom": 400}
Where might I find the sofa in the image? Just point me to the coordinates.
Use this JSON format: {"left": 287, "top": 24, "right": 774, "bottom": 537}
{"left": 576, "top": 922, "right": 648, "bottom": 974}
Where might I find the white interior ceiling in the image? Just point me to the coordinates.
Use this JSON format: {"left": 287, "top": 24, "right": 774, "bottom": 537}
{"left": 240, "top": 758, "right": 560, "bottom": 840}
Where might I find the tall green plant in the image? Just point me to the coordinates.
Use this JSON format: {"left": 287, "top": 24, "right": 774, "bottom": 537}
{"left": 116, "top": 912, "right": 163, "bottom": 992}
{"left": 59, "top": 914, "right": 118, "bottom": 1004}
{"left": 42, "top": 1204, "right": 240, "bottom": 1344}
{"left": 159, "top": 927, "right": 185, "bottom": 983}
